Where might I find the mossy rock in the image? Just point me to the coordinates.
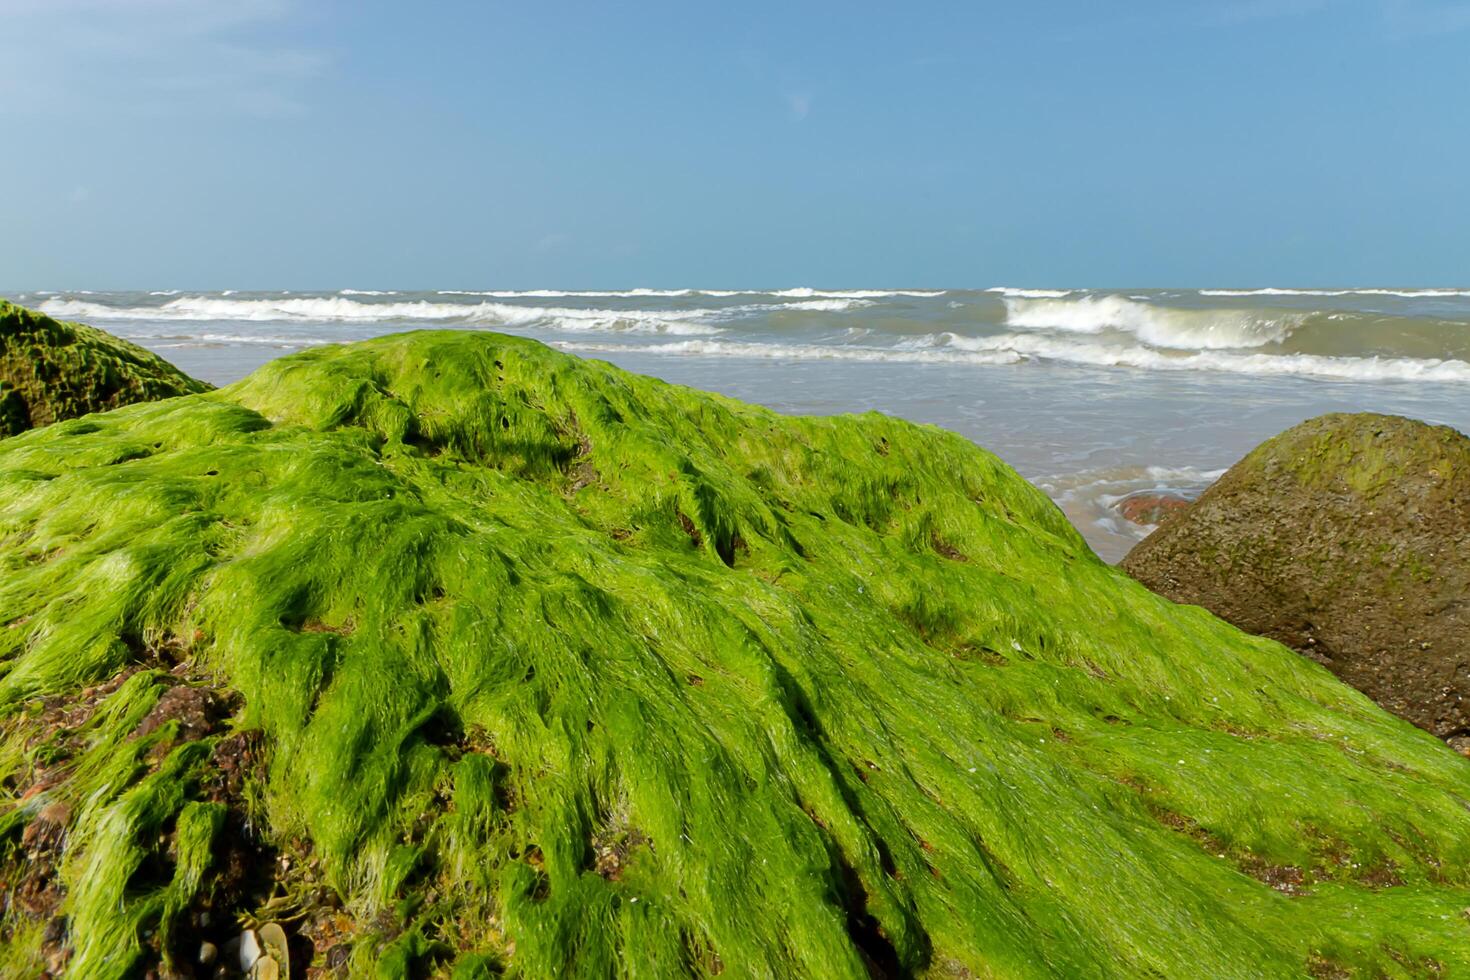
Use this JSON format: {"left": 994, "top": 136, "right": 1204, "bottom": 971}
{"left": 1, "top": 336, "right": 1469, "bottom": 978}
{"left": 1124, "top": 412, "right": 1470, "bottom": 740}
{"left": 0, "top": 298, "right": 210, "bottom": 437}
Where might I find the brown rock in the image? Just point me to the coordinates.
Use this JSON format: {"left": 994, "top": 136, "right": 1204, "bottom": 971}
{"left": 1122, "top": 413, "right": 1470, "bottom": 739}
{"left": 1114, "top": 491, "right": 1194, "bottom": 526}
{"left": 132, "top": 685, "right": 224, "bottom": 743}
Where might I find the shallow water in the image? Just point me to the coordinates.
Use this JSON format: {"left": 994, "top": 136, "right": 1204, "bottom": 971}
{"left": 17, "top": 286, "right": 1470, "bottom": 561}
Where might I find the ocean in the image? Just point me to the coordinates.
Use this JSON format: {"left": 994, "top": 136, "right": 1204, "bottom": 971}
{"left": 20, "top": 286, "right": 1470, "bottom": 562}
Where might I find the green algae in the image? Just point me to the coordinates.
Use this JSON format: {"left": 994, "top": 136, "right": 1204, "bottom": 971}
{"left": 0, "top": 298, "right": 210, "bottom": 437}
{"left": 1, "top": 330, "right": 1468, "bottom": 977}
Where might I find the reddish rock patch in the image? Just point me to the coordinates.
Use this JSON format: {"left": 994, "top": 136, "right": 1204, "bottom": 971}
{"left": 1114, "top": 491, "right": 1194, "bottom": 526}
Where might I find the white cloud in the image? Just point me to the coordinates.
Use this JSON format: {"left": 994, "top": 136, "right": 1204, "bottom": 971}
{"left": 0, "top": 0, "right": 325, "bottom": 118}
{"left": 786, "top": 92, "right": 812, "bottom": 122}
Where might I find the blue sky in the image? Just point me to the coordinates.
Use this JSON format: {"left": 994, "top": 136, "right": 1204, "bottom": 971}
{"left": 2, "top": 0, "right": 1468, "bottom": 289}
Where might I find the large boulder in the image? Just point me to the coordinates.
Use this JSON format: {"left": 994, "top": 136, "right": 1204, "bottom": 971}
{"left": 0, "top": 298, "right": 210, "bottom": 437}
{"left": 2, "top": 338, "right": 1469, "bottom": 978}
{"left": 1124, "top": 413, "right": 1470, "bottom": 739}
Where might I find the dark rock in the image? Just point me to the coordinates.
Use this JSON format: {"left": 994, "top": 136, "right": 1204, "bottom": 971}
{"left": 131, "top": 685, "right": 225, "bottom": 743}
{"left": 1123, "top": 413, "right": 1470, "bottom": 738}
{"left": 0, "top": 299, "right": 209, "bottom": 437}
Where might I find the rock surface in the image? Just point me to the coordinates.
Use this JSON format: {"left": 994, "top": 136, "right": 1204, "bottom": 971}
{"left": 1124, "top": 412, "right": 1470, "bottom": 739}
{"left": 0, "top": 299, "right": 209, "bottom": 437}
{"left": 1113, "top": 490, "right": 1195, "bottom": 526}
{"left": 2, "top": 329, "right": 1469, "bottom": 977}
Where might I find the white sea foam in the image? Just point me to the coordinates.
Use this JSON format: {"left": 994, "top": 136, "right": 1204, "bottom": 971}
{"left": 764, "top": 288, "right": 946, "bottom": 299}
{"left": 701, "top": 298, "right": 873, "bottom": 315}
{"left": 39, "top": 294, "right": 874, "bottom": 326}
{"left": 148, "top": 289, "right": 181, "bottom": 296}
{"left": 553, "top": 338, "right": 1022, "bottom": 366}
{"left": 769, "top": 298, "right": 876, "bottom": 312}
{"left": 39, "top": 297, "right": 724, "bottom": 336}
{"left": 1199, "top": 287, "right": 1470, "bottom": 298}
{"left": 436, "top": 288, "right": 942, "bottom": 299}
{"left": 1037, "top": 464, "right": 1226, "bottom": 508}
{"left": 1140, "top": 464, "right": 1229, "bottom": 483}
{"left": 1037, "top": 463, "right": 1229, "bottom": 559}
{"left": 436, "top": 288, "right": 695, "bottom": 298}
{"left": 986, "top": 287, "right": 1075, "bottom": 298}
{"left": 924, "top": 332, "right": 1470, "bottom": 382}
{"left": 476, "top": 305, "right": 722, "bottom": 335}
{"left": 30, "top": 288, "right": 1470, "bottom": 384}
{"left": 339, "top": 289, "right": 400, "bottom": 296}
{"left": 1002, "top": 294, "right": 1303, "bottom": 349}
{"left": 144, "top": 332, "right": 336, "bottom": 348}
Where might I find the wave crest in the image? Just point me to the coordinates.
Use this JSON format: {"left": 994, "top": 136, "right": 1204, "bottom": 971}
{"left": 553, "top": 338, "right": 1021, "bottom": 366}
{"left": 1002, "top": 294, "right": 1303, "bottom": 349}
{"left": 40, "top": 297, "right": 724, "bottom": 336}
{"left": 986, "top": 287, "right": 1075, "bottom": 298}
{"left": 1199, "top": 287, "right": 1470, "bottom": 298}
{"left": 922, "top": 332, "right": 1470, "bottom": 382}
{"left": 432, "top": 287, "right": 942, "bottom": 299}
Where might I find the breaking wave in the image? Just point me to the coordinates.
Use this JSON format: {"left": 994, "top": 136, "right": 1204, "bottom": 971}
{"left": 40, "top": 297, "right": 725, "bottom": 336}
{"left": 553, "top": 338, "right": 1022, "bottom": 366}
{"left": 1198, "top": 287, "right": 1470, "bottom": 298}
{"left": 37, "top": 294, "right": 877, "bottom": 329}
{"left": 143, "top": 333, "right": 337, "bottom": 348}
{"left": 1002, "top": 294, "right": 1304, "bottom": 349}
{"left": 922, "top": 332, "right": 1470, "bottom": 382}
{"left": 437, "top": 288, "right": 696, "bottom": 298}
{"left": 986, "top": 287, "right": 1075, "bottom": 298}
{"left": 769, "top": 298, "right": 876, "bottom": 312}
{"left": 25, "top": 286, "right": 1470, "bottom": 385}
{"left": 436, "top": 287, "right": 943, "bottom": 299}
{"left": 762, "top": 288, "right": 946, "bottom": 299}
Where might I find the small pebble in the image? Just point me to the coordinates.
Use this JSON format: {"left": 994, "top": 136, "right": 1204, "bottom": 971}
{"left": 238, "top": 929, "right": 262, "bottom": 970}
{"left": 198, "top": 941, "right": 218, "bottom": 966}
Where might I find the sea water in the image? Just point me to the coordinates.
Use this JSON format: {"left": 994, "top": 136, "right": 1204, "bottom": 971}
{"left": 22, "top": 286, "right": 1470, "bottom": 562}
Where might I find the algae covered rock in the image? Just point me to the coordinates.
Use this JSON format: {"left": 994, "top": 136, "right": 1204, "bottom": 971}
{"left": 1123, "top": 413, "right": 1470, "bottom": 739}
{"left": 0, "top": 298, "right": 210, "bottom": 436}
{"left": 2, "top": 335, "right": 1469, "bottom": 978}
